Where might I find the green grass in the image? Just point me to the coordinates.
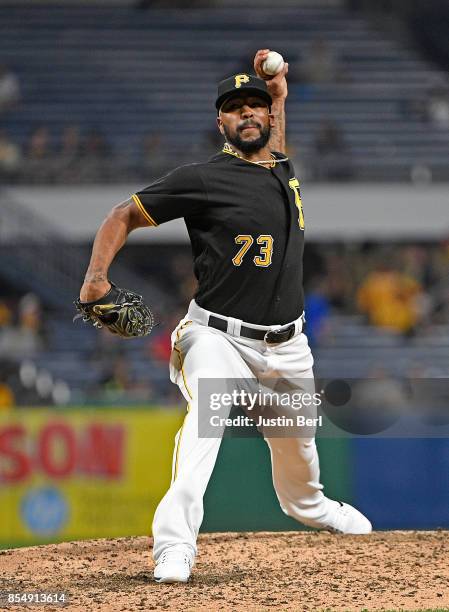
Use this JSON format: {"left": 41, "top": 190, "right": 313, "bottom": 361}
{"left": 0, "top": 538, "right": 69, "bottom": 551}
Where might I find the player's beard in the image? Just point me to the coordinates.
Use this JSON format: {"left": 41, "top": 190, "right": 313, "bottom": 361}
{"left": 223, "top": 122, "right": 271, "bottom": 155}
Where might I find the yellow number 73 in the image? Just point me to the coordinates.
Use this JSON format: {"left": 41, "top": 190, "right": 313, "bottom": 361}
{"left": 232, "top": 234, "right": 274, "bottom": 267}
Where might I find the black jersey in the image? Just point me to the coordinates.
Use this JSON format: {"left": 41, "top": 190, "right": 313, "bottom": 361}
{"left": 132, "top": 146, "right": 305, "bottom": 326}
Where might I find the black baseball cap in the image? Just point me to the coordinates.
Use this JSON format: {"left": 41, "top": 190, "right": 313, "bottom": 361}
{"left": 216, "top": 74, "right": 272, "bottom": 112}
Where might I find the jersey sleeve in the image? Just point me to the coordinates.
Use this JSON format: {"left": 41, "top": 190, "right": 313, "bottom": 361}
{"left": 131, "top": 164, "right": 207, "bottom": 226}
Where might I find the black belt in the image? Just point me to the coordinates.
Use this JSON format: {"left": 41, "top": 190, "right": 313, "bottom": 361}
{"left": 208, "top": 315, "right": 299, "bottom": 344}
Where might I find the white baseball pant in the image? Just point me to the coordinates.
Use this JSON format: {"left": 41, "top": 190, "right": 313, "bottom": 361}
{"left": 152, "top": 300, "right": 335, "bottom": 561}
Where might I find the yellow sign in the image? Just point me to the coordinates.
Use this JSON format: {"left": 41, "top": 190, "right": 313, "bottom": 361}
{"left": 0, "top": 409, "right": 183, "bottom": 547}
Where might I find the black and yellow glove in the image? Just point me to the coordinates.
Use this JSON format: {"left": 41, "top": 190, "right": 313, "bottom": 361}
{"left": 74, "top": 282, "right": 155, "bottom": 338}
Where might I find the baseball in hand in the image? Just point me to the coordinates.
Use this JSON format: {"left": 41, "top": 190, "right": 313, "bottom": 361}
{"left": 262, "top": 51, "right": 285, "bottom": 76}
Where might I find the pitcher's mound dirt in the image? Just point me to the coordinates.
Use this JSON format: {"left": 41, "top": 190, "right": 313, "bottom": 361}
{"left": 1, "top": 531, "right": 449, "bottom": 611}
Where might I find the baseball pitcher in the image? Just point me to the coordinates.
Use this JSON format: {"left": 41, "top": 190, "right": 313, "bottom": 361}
{"left": 77, "top": 49, "right": 372, "bottom": 584}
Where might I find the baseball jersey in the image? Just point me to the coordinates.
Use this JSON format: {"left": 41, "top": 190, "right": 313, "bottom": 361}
{"left": 132, "top": 145, "right": 305, "bottom": 326}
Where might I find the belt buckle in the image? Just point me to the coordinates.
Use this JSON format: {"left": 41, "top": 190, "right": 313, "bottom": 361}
{"left": 264, "top": 329, "right": 275, "bottom": 344}
{"left": 264, "top": 323, "right": 295, "bottom": 345}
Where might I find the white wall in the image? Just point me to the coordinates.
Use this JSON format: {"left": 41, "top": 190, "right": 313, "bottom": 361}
{"left": 3, "top": 183, "right": 448, "bottom": 242}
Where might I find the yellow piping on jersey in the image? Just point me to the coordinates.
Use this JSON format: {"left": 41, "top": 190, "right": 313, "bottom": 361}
{"left": 131, "top": 194, "right": 158, "bottom": 226}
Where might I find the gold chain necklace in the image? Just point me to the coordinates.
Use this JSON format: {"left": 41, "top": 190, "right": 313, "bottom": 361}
{"left": 222, "top": 142, "right": 289, "bottom": 168}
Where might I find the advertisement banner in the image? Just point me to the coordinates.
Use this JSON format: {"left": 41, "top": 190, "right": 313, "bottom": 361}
{"left": 0, "top": 409, "right": 183, "bottom": 547}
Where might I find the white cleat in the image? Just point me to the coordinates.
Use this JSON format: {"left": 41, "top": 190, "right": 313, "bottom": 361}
{"left": 153, "top": 547, "right": 194, "bottom": 583}
{"left": 323, "top": 501, "right": 372, "bottom": 535}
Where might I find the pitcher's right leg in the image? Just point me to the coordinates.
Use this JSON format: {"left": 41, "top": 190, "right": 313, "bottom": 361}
{"left": 152, "top": 322, "right": 254, "bottom": 582}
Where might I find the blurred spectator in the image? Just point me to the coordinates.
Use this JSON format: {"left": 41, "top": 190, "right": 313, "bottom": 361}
{"left": 19, "top": 293, "right": 43, "bottom": 334}
{"left": 96, "top": 352, "right": 156, "bottom": 403}
{"left": 0, "top": 300, "right": 12, "bottom": 327}
{"left": 25, "top": 126, "right": 52, "bottom": 160}
{"left": 357, "top": 257, "right": 423, "bottom": 335}
{"left": 0, "top": 294, "right": 44, "bottom": 361}
{"left": 0, "top": 129, "right": 21, "bottom": 177}
{"left": 426, "top": 237, "right": 449, "bottom": 323}
{"left": 60, "top": 125, "right": 82, "bottom": 159}
{"left": 0, "top": 382, "right": 14, "bottom": 410}
{"left": 101, "top": 356, "right": 131, "bottom": 396}
{"left": 312, "top": 121, "right": 353, "bottom": 181}
{"left": 427, "top": 87, "right": 449, "bottom": 128}
{"left": 148, "top": 310, "right": 185, "bottom": 364}
{"left": 90, "top": 325, "right": 125, "bottom": 373}
{"left": 80, "top": 129, "right": 113, "bottom": 181}
{"left": 0, "top": 63, "right": 20, "bottom": 111}
{"left": 319, "top": 248, "right": 355, "bottom": 311}
{"left": 304, "top": 277, "right": 331, "bottom": 347}
{"left": 398, "top": 245, "right": 433, "bottom": 287}
{"left": 21, "top": 126, "right": 56, "bottom": 183}
{"left": 150, "top": 327, "right": 172, "bottom": 363}
{"left": 83, "top": 129, "right": 111, "bottom": 159}
{"left": 58, "top": 125, "right": 83, "bottom": 181}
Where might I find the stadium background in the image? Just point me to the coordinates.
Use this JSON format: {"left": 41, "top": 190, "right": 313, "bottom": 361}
{"left": 0, "top": 0, "right": 448, "bottom": 548}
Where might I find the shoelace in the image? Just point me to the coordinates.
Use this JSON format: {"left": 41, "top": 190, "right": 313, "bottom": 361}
{"left": 324, "top": 503, "right": 349, "bottom": 534}
{"left": 159, "top": 550, "right": 192, "bottom": 566}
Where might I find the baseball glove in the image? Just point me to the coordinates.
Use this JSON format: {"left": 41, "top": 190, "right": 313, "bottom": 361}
{"left": 74, "top": 282, "right": 155, "bottom": 338}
